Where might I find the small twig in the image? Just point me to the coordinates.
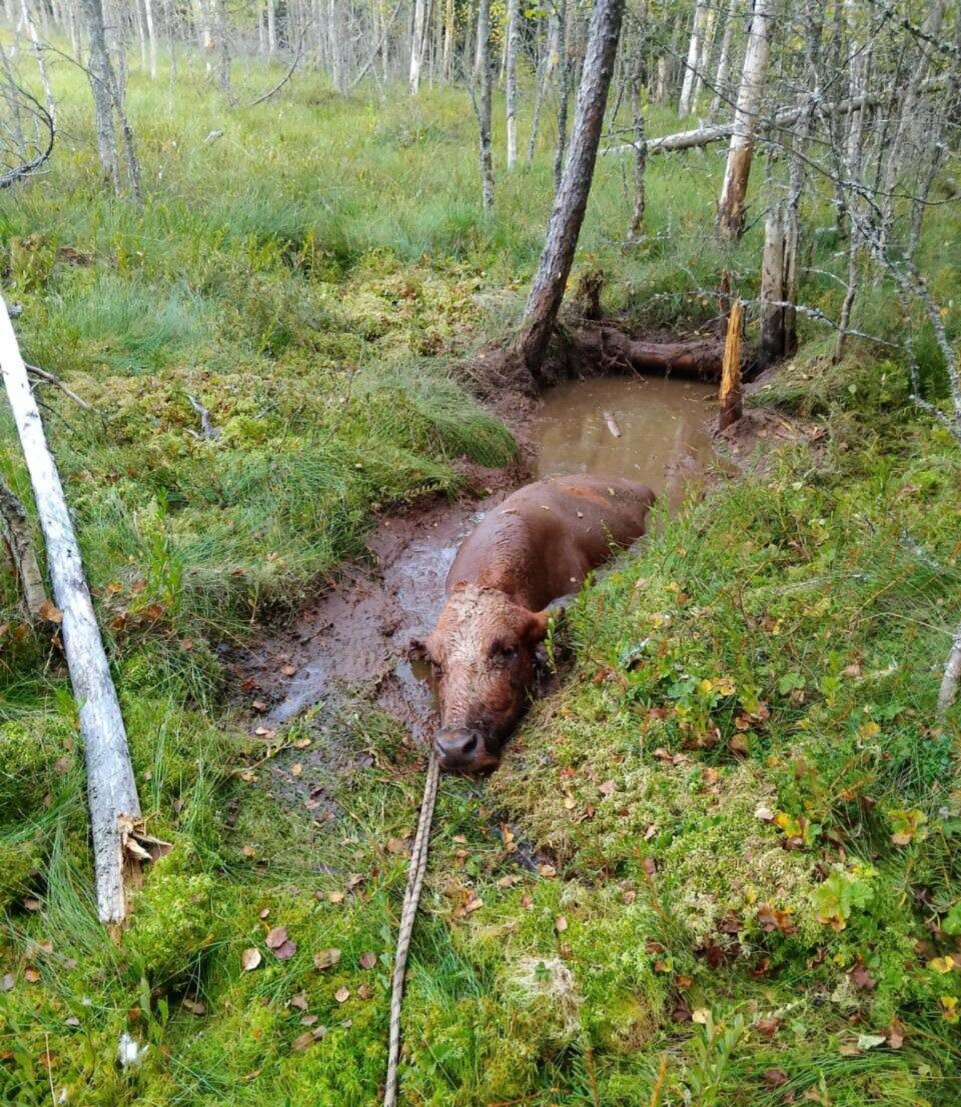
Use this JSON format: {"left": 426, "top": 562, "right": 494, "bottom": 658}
{"left": 186, "top": 394, "right": 219, "bottom": 441}
{"left": 26, "top": 363, "right": 94, "bottom": 411}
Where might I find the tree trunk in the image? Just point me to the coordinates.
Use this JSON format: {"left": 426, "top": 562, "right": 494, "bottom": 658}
{"left": 79, "top": 0, "right": 120, "bottom": 192}
{"left": 20, "top": 0, "right": 56, "bottom": 122}
{"left": 0, "top": 477, "right": 48, "bottom": 621}
{"left": 718, "top": 299, "right": 743, "bottom": 429}
{"left": 214, "top": 0, "right": 233, "bottom": 101}
{"left": 0, "top": 296, "right": 146, "bottom": 928}
{"left": 678, "top": 0, "right": 705, "bottom": 117}
{"left": 552, "top": 0, "right": 570, "bottom": 192}
{"left": 266, "top": 0, "right": 276, "bottom": 55}
{"left": 715, "top": 0, "right": 772, "bottom": 238}
{"left": 477, "top": 0, "right": 494, "bottom": 209}
{"left": 409, "top": 0, "right": 426, "bottom": 93}
{"left": 759, "top": 206, "right": 787, "bottom": 367}
{"left": 938, "top": 625, "right": 961, "bottom": 714}
{"left": 143, "top": 0, "right": 158, "bottom": 78}
{"left": 710, "top": 0, "right": 739, "bottom": 119}
{"left": 691, "top": 2, "right": 717, "bottom": 106}
{"left": 519, "top": 0, "right": 625, "bottom": 377}
{"left": 505, "top": 0, "right": 519, "bottom": 168}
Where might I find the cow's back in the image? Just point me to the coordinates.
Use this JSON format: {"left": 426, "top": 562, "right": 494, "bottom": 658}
{"left": 447, "top": 475, "right": 655, "bottom": 610}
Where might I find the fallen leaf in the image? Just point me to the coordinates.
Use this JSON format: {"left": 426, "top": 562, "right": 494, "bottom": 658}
{"left": 300, "top": 1014, "right": 318, "bottom": 1026}
{"left": 334, "top": 986, "right": 350, "bottom": 1003}
{"left": 357, "top": 984, "right": 373, "bottom": 1000}
{"left": 599, "top": 779, "right": 616, "bottom": 796}
{"left": 386, "top": 837, "right": 409, "bottom": 855}
{"left": 265, "top": 926, "right": 288, "bottom": 949}
{"left": 39, "top": 600, "right": 63, "bottom": 623}
{"left": 289, "top": 993, "right": 308, "bottom": 1011}
{"left": 856, "top": 1033, "right": 887, "bottom": 1051}
{"left": 328, "top": 891, "right": 345, "bottom": 904}
{"left": 850, "top": 963, "right": 876, "bottom": 990}
{"left": 241, "top": 948, "right": 262, "bottom": 972}
{"left": 763, "top": 1069, "right": 788, "bottom": 1088}
{"left": 23, "top": 897, "right": 41, "bottom": 911}
{"left": 282, "top": 665, "right": 297, "bottom": 677}
{"left": 259, "top": 907, "right": 270, "bottom": 919}
{"left": 536, "top": 863, "right": 557, "bottom": 878}
{"left": 756, "top": 1016, "right": 780, "bottom": 1038}
{"left": 313, "top": 948, "right": 341, "bottom": 971}
{"left": 290, "top": 763, "right": 303, "bottom": 777}
{"left": 292, "top": 1032, "right": 315, "bottom": 1053}
{"left": 755, "top": 804, "right": 775, "bottom": 822}
{"left": 1, "top": 974, "right": 14, "bottom": 991}
{"left": 359, "top": 952, "right": 376, "bottom": 969}
{"left": 555, "top": 915, "right": 568, "bottom": 933}
{"left": 886, "top": 1022, "right": 905, "bottom": 1049}
{"left": 24, "top": 967, "right": 40, "bottom": 983}
{"left": 692, "top": 1008, "right": 710, "bottom": 1024}
{"left": 182, "top": 997, "right": 206, "bottom": 1016}
{"left": 642, "top": 856, "right": 657, "bottom": 876}
{"left": 242, "top": 845, "right": 257, "bottom": 858}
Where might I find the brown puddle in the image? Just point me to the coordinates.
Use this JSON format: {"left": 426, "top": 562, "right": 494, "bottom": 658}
{"left": 237, "top": 375, "right": 718, "bottom": 738}
{"left": 534, "top": 376, "right": 716, "bottom": 507}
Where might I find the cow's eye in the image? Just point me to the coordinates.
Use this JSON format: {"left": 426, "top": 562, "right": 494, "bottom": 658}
{"left": 501, "top": 645, "right": 517, "bottom": 659}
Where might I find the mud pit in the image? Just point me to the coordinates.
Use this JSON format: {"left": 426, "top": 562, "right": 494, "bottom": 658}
{"left": 238, "top": 375, "right": 720, "bottom": 745}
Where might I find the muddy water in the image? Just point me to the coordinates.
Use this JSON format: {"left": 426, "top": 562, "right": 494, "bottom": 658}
{"left": 241, "top": 376, "right": 716, "bottom": 736}
{"left": 534, "top": 376, "right": 716, "bottom": 504}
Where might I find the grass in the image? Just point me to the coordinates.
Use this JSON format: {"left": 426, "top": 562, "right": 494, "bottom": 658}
{"left": 0, "top": 40, "right": 959, "bottom": 1107}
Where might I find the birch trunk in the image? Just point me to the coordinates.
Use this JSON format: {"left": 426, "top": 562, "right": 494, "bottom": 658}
{"left": 505, "top": 0, "right": 520, "bottom": 168}
{"left": 552, "top": 0, "right": 570, "bottom": 192}
{"left": 477, "top": 0, "right": 494, "bottom": 209}
{"left": 266, "top": 0, "right": 276, "bottom": 55}
{"left": 409, "top": 0, "right": 426, "bottom": 93}
{"left": 520, "top": 0, "right": 625, "bottom": 377}
{"left": 710, "top": 0, "right": 739, "bottom": 118}
{"left": 0, "top": 296, "right": 144, "bottom": 927}
{"left": 677, "top": 0, "right": 705, "bottom": 117}
{"left": 143, "top": 0, "right": 158, "bottom": 78}
{"left": 715, "top": 0, "right": 772, "bottom": 239}
{"left": 19, "top": 0, "right": 55, "bottom": 122}
{"left": 691, "top": 3, "right": 717, "bottom": 105}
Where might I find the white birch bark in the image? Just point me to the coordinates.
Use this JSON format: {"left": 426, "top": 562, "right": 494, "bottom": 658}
{"left": 710, "top": 0, "right": 740, "bottom": 118}
{"left": 678, "top": 0, "right": 705, "bottom": 117}
{"left": 143, "top": 0, "right": 158, "bottom": 78}
{"left": 715, "top": 0, "right": 772, "bottom": 238}
{"left": 409, "top": 0, "right": 426, "bottom": 93}
{"left": 691, "top": 3, "right": 717, "bottom": 105}
{"left": 0, "top": 295, "right": 144, "bottom": 927}
{"left": 505, "top": 0, "right": 520, "bottom": 168}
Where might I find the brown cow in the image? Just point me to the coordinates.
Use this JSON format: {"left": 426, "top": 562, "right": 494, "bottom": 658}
{"left": 411, "top": 475, "right": 655, "bottom": 772}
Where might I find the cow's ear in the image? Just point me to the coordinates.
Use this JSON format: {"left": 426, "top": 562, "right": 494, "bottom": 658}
{"left": 408, "top": 635, "right": 433, "bottom": 662}
{"left": 523, "top": 609, "right": 550, "bottom": 645}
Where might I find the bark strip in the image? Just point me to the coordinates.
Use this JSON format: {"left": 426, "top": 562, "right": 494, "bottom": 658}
{"left": 719, "top": 299, "right": 743, "bottom": 429}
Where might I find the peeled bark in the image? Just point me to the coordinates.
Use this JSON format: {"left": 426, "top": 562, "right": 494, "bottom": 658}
{"left": 520, "top": 0, "right": 625, "bottom": 377}
{"left": 715, "top": 0, "right": 773, "bottom": 238}
{"left": 938, "top": 625, "right": 961, "bottom": 715}
{"left": 0, "top": 294, "right": 147, "bottom": 927}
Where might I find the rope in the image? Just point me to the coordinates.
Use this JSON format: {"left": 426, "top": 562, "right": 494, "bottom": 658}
{"left": 384, "top": 749, "right": 440, "bottom": 1107}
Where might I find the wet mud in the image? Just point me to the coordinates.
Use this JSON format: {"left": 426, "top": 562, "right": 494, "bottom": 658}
{"left": 234, "top": 365, "right": 809, "bottom": 753}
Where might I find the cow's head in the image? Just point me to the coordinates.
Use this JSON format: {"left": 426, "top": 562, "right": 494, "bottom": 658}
{"left": 410, "top": 584, "right": 549, "bottom": 773}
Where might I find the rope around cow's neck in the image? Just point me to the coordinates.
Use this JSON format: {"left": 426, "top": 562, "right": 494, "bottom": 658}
{"left": 384, "top": 748, "right": 440, "bottom": 1107}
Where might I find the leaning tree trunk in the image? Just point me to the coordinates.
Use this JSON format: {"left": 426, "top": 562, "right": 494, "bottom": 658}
{"left": 476, "top": 0, "right": 494, "bottom": 209}
{"left": 505, "top": 0, "right": 520, "bottom": 168}
{"left": 0, "top": 296, "right": 147, "bottom": 928}
{"left": 519, "top": 0, "right": 625, "bottom": 377}
{"left": 715, "top": 0, "right": 773, "bottom": 239}
{"left": 79, "top": 0, "right": 120, "bottom": 192}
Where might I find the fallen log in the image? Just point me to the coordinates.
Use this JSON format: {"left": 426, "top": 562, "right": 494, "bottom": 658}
{"left": 0, "top": 292, "right": 154, "bottom": 928}
{"left": 603, "top": 79, "right": 945, "bottom": 157}
{"left": 0, "top": 476, "right": 48, "bottom": 620}
{"left": 573, "top": 327, "right": 727, "bottom": 379}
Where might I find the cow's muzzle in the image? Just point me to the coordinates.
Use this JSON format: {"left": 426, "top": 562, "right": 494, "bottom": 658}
{"left": 434, "top": 726, "right": 484, "bottom": 773}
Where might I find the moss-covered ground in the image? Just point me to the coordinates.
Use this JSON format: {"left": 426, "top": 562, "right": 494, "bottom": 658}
{"left": 0, "top": 46, "right": 959, "bottom": 1107}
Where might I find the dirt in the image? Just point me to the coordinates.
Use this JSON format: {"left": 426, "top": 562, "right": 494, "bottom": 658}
{"left": 232, "top": 329, "right": 824, "bottom": 771}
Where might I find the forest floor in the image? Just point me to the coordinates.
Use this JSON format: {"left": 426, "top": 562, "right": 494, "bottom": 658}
{"left": 1, "top": 51, "right": 960, "bottom": 1107}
